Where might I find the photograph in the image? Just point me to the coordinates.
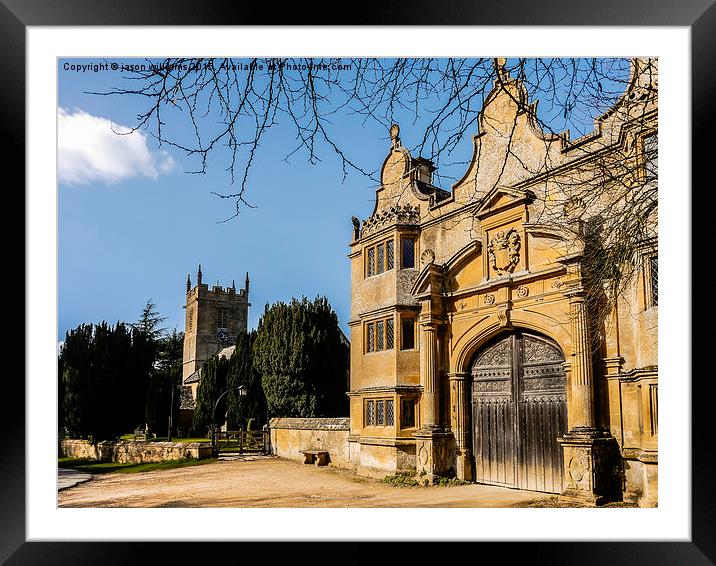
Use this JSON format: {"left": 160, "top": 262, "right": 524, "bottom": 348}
{"left": 56, "top": 55, "right": 659, "bottom": 510}
{"left": 7, "top": 11, "right": 704, "bottom": 561}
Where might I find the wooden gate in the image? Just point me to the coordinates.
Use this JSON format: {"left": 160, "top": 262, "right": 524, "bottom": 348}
{"left": 471, "top": 331, "right": 567, "bottom": 493}
{"left": 215, "top": 430, "right": 270, "bottom": 454}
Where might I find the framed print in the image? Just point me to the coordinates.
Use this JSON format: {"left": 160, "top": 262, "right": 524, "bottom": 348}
{"left": 6, "top": 0, "right": 708, "bottom": 563}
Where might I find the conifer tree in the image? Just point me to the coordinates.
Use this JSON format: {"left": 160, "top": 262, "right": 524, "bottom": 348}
{"left": 59, "top": 302, "right": 172, "bottom": 440}
{"left": 192, "top": 355, "right": 229, "bottom": 434}
{"left": 226, "top": 330, "right": 266, "bottom": 429}
{"left": 60, "top": 323, "right": 98, "bottom": 438}
{"left": 132, "top": 299, "right": 167, "bottom": 340}
{"left": 60, "top": 321, "right": 153, "bottom": 439}
{"left": 253, "top": 296, "right": 349, "bottom": 418}
{"left": 58, "top": 352, "right": 65, "bottom": 435}
{"left": 145, "top": 329, "right": 184, "bottom": 435}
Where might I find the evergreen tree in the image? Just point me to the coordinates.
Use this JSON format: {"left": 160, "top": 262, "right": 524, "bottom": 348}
{"left": 253, "top": 296, "right": 349, "bottom": 418}
{"left": 144, "top": 366, "right": 181, "bottom": 437}
{"left": 60, "top": 324, "right": 95, "bottom": 438}
{"left": 59, "top": 302, "right": 171, "bottom": 440}
{"left": 58, "top": 345, "right": 65, "bottom": 435}
{"left": 192, "top": 355, "right": 229, "bottom": 434}
{"left": 155, "top": 329, "right": 184, "bottom": 372}
{"left": 125, "top": 324, "right": 154, "bottom": 433}
{"left": 145, "top": 329, "right": 184, "bottom": 436}
{"left": 226, "top": 330, "right": 266, "bottom": 429}
{"left": 127, "top": 300, "right": 170, "bottom": 433}
{"left": 132, "top": 299, "right": 167, "bottom": 340}
{"left": 60, "top": 321, "right": 152, "bottom": 440}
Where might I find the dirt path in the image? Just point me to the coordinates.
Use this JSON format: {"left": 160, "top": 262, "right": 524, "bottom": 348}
{"left": 58, "top": 456, "right": 547, "bottom": 508}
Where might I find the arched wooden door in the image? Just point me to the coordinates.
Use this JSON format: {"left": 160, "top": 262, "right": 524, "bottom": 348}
{"left": 471, "top": 331, "right": 567, "bottom": 493}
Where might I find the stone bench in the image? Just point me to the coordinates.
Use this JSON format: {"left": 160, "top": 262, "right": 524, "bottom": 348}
{"left": 300, "top": 450, "right": 329, "bottom": 466}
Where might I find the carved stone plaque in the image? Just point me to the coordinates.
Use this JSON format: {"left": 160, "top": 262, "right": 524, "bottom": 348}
{"left": 488, "top": 228, "right": 521, "bottom": 274}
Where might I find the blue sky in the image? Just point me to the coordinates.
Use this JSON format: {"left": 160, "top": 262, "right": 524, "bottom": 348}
{"left": 57, "top": 57, "right": 628, "bottom": 341}
{"left": 58, "top": 58, "right": 421, "bottom": 339}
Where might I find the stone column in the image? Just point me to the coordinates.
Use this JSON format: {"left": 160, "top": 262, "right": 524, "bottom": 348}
{"left": 421, "top": 322, "right": 439, "bottom": 427}
{"left": 414, "top": 318, "right": 451, "bottom": 479}
{"left": 566, "top": 289, "right": 595, "bottom": 431}
{"left": 448, "top": 372, "right": 472, "bottom": 481}
{"left": 558, "top": 287, "right": 618, "bottom": 505}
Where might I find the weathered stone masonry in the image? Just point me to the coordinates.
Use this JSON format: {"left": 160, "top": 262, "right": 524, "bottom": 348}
{"left": 346, "top": 58, "right": 658, "bottom": 506}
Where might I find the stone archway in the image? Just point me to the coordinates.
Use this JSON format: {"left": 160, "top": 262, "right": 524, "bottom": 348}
{"left": 470, "top": 329, "right": 567, "bottom": 493}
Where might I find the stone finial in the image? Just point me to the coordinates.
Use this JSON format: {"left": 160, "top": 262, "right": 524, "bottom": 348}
{"left": 245, "top": 272, "right": 250, "bottom": 294}
{"left": 231, "top": 279, "right": 236, "bottom": 290}
{"left": 351, "top": 216, "right": 361, "bottom": 241}
{"left": 389, "top": 123, "right": 401, "bottom": 149}
{"left": 197, "top": 264, "right": 203, "bottom": 285}
{"left": 186, "top": 273, "right": 191, "bottom": 293}
{"left": 495, "top": 57, "right": 510, "bottom": 80}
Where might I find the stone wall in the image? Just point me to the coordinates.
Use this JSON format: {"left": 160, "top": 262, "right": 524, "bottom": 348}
{"left": 269, "top": 418, "right": 353, "bottom": 469}
{"left": 59, "top": 439, "right": 212, "bottom": 464}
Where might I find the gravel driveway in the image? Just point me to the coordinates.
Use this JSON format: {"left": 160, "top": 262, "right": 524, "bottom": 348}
{"left": 58, "top": 456, "right": 548, "bottom": 508}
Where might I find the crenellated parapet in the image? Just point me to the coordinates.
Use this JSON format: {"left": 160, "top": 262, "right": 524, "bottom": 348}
{"left": 189, "top": 283, "right": 249, "bottom": 299}
{"left": 186, "top": 266, "right": 250, "bottom": 300}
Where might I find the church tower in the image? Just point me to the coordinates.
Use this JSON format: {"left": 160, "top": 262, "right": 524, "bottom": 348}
{"left": 182, "top": 265, "right": 250, "bottom": 400}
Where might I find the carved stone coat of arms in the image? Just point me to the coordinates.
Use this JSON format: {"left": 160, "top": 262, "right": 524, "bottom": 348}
{"left": 488, "top": 228, "right": 521, "bottom": 274}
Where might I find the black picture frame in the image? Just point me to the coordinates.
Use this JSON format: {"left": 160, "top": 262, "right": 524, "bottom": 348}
{"left": 6, "top": 1, "right": 706, "bottom": 563}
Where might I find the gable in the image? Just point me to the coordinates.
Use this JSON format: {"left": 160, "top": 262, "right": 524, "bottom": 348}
{"left": 475, "top": 186, "right": 533, "bottom": 220}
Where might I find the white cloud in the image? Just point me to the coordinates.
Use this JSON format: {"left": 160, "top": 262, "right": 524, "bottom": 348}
{"left": 58, "top": 107, "right": 177, "bottom": 186}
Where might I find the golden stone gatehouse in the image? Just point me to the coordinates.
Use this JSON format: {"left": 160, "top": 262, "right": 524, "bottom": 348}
{"left": 347, "top": 58, "right": 657, "bottom": 506}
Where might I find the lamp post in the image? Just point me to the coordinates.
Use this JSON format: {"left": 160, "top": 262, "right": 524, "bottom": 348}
{"left": 211, "top": 385, "right": 247, "bottom": 457}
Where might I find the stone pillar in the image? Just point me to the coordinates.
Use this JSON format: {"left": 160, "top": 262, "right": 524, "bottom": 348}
{"left": 448, "top": 372, "right": 472, "bottom": 481}
{"left": 421, "top": 322, "right": 439, "bottom": 427}
{"left": 558, "top": 287, "right": 617, "bottom": 505}
{"left": 414, "top": 318, "right": 451, "bottom": 479}
{"left": 566, "top": 290, "right": 595, "bottom": 430}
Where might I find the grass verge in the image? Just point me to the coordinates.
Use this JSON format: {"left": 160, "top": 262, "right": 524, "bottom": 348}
{"left": 380, "top": 470, "right": 468, "bottom": 487}
{"left": 58, "top": 457, "right": 217, "bottom": 475}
